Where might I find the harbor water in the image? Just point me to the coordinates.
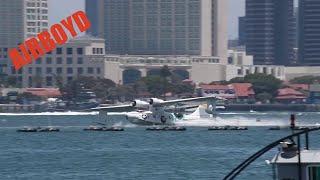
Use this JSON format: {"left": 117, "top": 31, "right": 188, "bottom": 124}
{"left": 1, "top": 111, "right": 320, "bottom": 179}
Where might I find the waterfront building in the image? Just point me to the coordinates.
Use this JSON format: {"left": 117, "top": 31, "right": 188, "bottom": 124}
{"left": 20, "top": 36, "right": 106, "bottom": 88}
{"left": 298, "top": 0, "right": 320, "bottom": 65}
{"left": 275, "top": 88, "right": 307, "bottom": 104}
{"left": 309, "top": 84, "right": 320, "bottom": 104}
{"left": 85, "top": 0, "right": 228, "bottom": 63}
{"left": 0, "top": 0, "right": 48, "bottom": 79}
{"left": 199, "top": 83, "right": 255, "bottom": 103}
{"left": 104, "top": 53, "right": 286, "bottom": 85}
{"left": 245, "top": 0, "right": 295, "bottom": 65}
{"left": 226, "top": 49, "right": 285, "bottom": 81}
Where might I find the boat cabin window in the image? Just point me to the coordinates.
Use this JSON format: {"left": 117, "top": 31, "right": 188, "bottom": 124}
{"left": 308, "top": 166, "right": 320, "bottom": 180}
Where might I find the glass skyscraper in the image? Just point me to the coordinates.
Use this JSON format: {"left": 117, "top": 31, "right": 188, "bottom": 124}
{"left": 245, "top": 0, "right": 295, "bottom": 65}
{"left": 86, "top": 0, "right": 228, "bottom": 63}
{"left": 298, "top": 0, "right": 320, "bottom": 65}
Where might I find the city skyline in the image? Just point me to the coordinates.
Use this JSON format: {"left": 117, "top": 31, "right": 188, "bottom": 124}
{"left": 49, "top": 0, "right": 245, "bottom": 39}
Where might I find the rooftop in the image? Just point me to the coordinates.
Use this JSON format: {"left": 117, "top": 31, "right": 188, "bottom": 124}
{"left": 25, "top": 88, "right": 61, "bottom": 98}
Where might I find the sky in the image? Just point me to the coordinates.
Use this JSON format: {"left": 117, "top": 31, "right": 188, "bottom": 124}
{"left": 49, "top": 0, "right": 245, "bottom": 39}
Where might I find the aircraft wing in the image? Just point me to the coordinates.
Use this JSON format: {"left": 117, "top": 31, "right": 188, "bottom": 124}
{"left": 91, "top": 104, "right": 135, "bottom": 112}
{"left": 152, "top": 96, "right": 223, "bottom": 107}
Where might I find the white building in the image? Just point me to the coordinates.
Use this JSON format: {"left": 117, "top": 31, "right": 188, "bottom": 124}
{"left": 226, "top": 49, "right": 285, "bottom": 81}
{"left": 104, "top": 55, "right": 227, "bottom": 84}
{"left": 17, "top": 36, "right": 106, "bottom": 87}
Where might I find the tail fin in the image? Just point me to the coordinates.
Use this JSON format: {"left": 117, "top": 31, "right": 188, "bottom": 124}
{"left": 187, "top": 105, "right": 211, "bottom": 119}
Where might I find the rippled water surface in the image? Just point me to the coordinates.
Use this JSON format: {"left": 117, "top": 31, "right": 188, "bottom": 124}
{"left": 0, "top": 111, "right": 320, "bottom": 179}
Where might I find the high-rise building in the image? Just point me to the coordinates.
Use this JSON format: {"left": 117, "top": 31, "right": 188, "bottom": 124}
{"left": 0, "top": 0, "right": 48, "bottom": 82}
{"left": 238, "top": 16, "right": 246, "bottom": 46}
{"left": 245, "top": 0, "right": 295, "bottom": 65}
{"left": 298, "top": 0, "right": 320, "bottom": 66}
{"left": 86, "top": 0, "right": 228, "bottom": 64}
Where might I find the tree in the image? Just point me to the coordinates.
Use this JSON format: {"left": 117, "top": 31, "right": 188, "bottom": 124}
{"left": 244, "top": 73, "right": 282, "bottom": 97}
{"left": 160, "top": 65, "right": 172, "bottom": 79}
{"left": 17, "top": 92, "right": 42, "bottom": 103}
{"left": 60, "top": 77, "right": 116, "bottom": 100}
{"left": 229, "top": 77, "right": 245, "bottom": 83}
{"left": 256, "top": 92, "right": 273, "bottom": 103}
{"left": 140, "top": 76, "right": 168, "bottom": 97}
{"left": 289, "top": 76, "right": 320, "bottom": 84}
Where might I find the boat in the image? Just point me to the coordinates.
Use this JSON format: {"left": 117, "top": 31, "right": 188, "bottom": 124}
{"left": 224, "top": 115, "right": 320, "bottom": 180}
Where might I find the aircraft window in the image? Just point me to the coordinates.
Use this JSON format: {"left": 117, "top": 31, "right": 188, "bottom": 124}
{"left": 308, "top": 166, "right": 320, "bottom": 180}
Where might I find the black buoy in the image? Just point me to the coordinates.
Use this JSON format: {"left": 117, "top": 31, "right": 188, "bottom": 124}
{"left": 102, "top": 127, "right": 124, "bottom": 131}
{"left": 17, "top": 127, "right": 38, "bottom": 132}
{"left": 38, "top": 127, "right": 60, "bottom": 132}
{"left": 83, "top": 126, "right": 104, "bottom": 131}
{"left": 269, "top": 126, "right": 281, "bottom": 130}
{"left": 84, "top": 126, "right": 124, "bottom": 131}
{"left": 208, "top": 126, "right": 248, "bottom": 131}
{"left": 146, "top": 126, "right": 186, "bottom": 131}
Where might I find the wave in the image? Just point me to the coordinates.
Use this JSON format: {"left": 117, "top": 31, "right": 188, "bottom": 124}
{"left": 0, "top": 111, "right": 99, "bottom": 116}
{"left": 175, "top": 116, "right": 316, "bottom": 127}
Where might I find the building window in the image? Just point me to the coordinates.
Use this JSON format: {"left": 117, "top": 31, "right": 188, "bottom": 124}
{"left": 67, "top": 77, "right": 73, "bottom": 82}
{"left": 237, "top": 69, "right": 243, "bottom": 75}
{"left": 36, "top": 58, "right": 42, "bottom": 64}
{"left": 77, "top": 57, "right": 83, "bottom": 64}
{"left": 67, "top": 48, "right": 73, "bottom": 55}
{"left": 67, "top": 68, "right": 73, "bottom": 74}
{"left": 263, "top": 67, "right": 267, "bottom": 74}
{"left": 77, "top": 48, "right": 83, "bottom": 55}
{"left": 228, "top": 57, "right": 233, "bottom": 64}
{"left": 56, "top": 48, "right": 62, "bottom": 54}
{"left": 46, "top": 67, "right": 52, "bottom": 74}
{"left": 28, "top": 77, "right": 32, "bottom": 87}
{"left": 87, "top": 67, "right": 94, "bottom": 74}
{"left": 56, "top": 67, "right": 62, "bottom": 74}
{"left": 78, "top": 68, "right": 83, "bottom": 74}
{"left": 56, "top": 57, "right": 63, "bottom": 64}
{"left": 28, "top": 67, "right": 33, "bottom": 74}
{"left": 46, "top": 57, "right": 52, "bottom": 64}
{"left": 11, "top": 67, "right": 16, "bottom": 74}
{"left": 92, "top": 48, "right": 96, "bottom": 54}
{"left": 67, "top": 57, "right": 73, "bottom": 64}
{"left": 36, "top": 67, "right": 42, "bottom": 75}
{"left": 46, "top": 76, "right": 53, "bottom": 86}
{"left": 97, "top": 68, "right": 101, "bottom": 74}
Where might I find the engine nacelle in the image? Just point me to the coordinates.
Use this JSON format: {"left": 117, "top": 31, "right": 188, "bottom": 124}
{"left": 132, "top": 100, "right": 149, "bottom": 108}
{"left": 149, "top": 98, "right": 164, "bottom": 105}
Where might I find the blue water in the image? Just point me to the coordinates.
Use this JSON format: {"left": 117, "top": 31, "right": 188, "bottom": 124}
{"left": 0, "top": 112, "right": 320, "bottom": 180}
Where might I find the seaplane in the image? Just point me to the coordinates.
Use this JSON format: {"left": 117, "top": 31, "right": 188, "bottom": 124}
{"left": 92, "top": 96, "right": 224, "bottom": 126}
